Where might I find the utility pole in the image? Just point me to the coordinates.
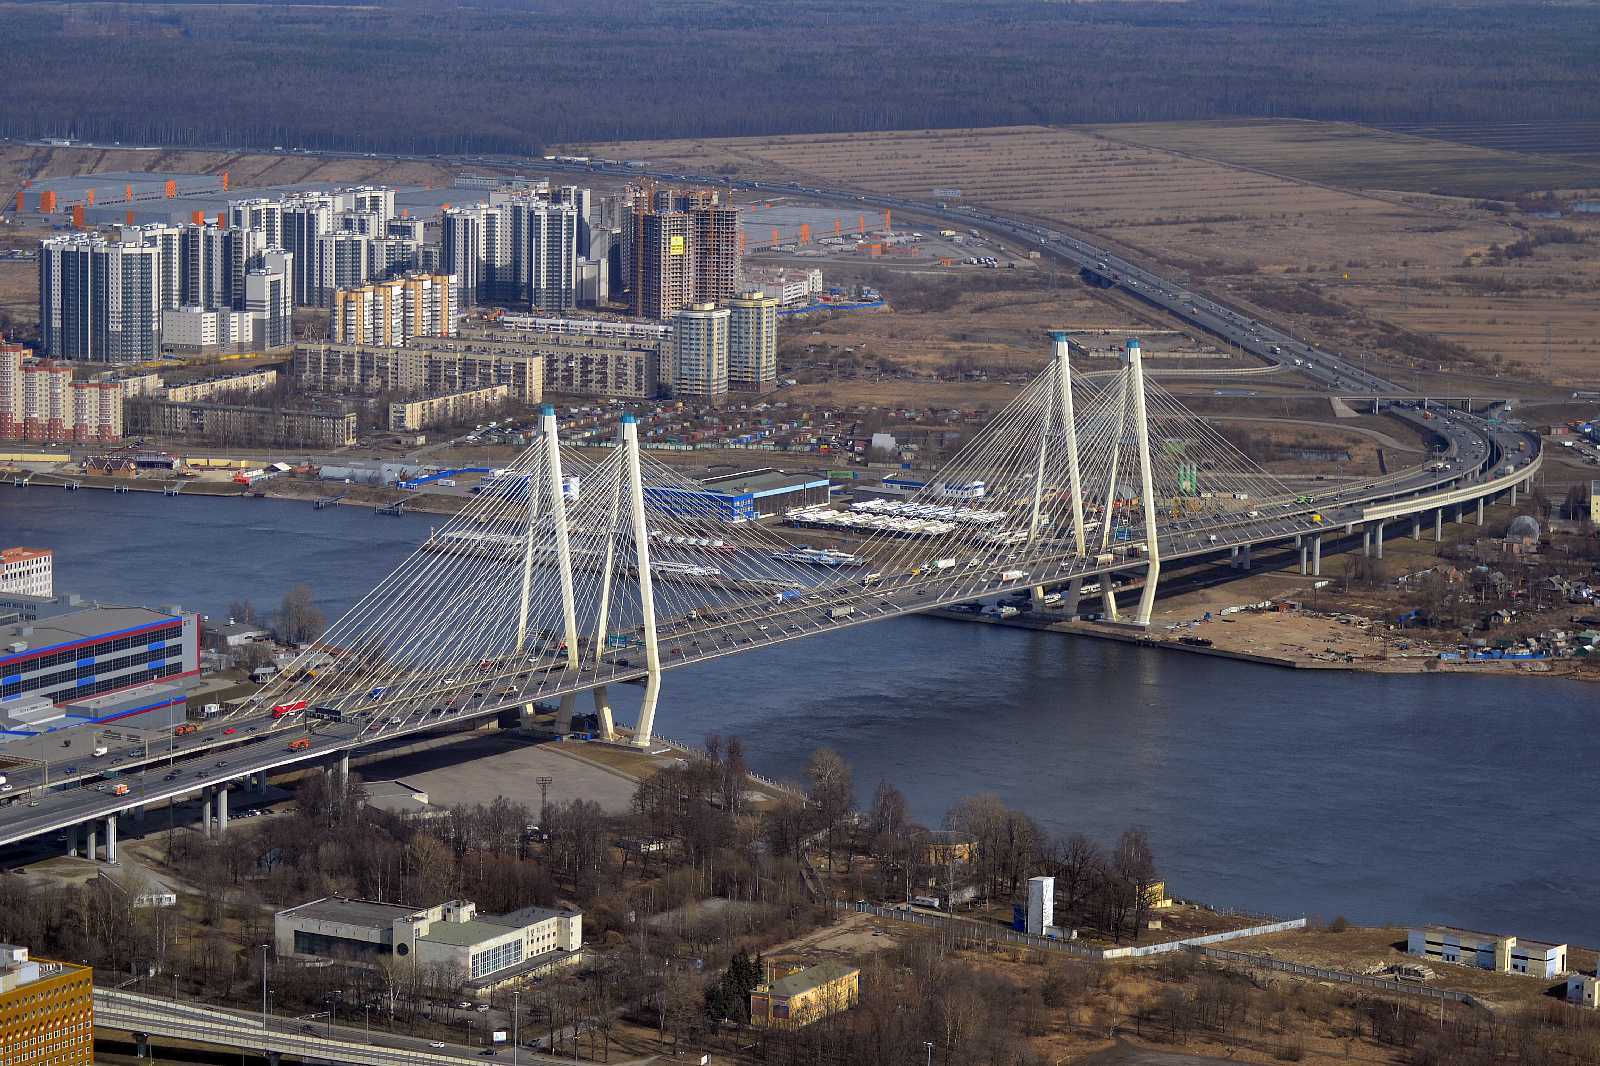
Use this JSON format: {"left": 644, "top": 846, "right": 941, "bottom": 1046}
{"left": 536, "top": 776, "right": 553, "bottom": 827}
{"left": 258, "top": 944, "right": 269, "bottom": 1059}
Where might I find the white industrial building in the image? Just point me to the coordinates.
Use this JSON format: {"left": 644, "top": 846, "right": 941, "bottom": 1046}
{"left": 275, "top": 897, "right": 582, "bottom": 992}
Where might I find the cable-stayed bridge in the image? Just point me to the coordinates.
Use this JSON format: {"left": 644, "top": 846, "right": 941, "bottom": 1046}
{"left": 0, "top": 334, "right": 1541, "bottom": 852}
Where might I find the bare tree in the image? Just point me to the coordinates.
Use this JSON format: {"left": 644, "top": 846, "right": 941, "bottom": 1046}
{"left": 805, "top": 747, "right": 854, "bottom": 870}
{"left": 274, "top": 584, "right": 326, "bottom": 646}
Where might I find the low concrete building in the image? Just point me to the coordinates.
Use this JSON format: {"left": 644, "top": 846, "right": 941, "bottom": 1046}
{"left": 1407, "top": 926, "right": 1567, "bottom": 978}
{"left": 749, "top": 961, "right": 859, "bottom": 1029}
{"left": 275, "top": 897, "right": 581, "bottom": 992}
{"left": 1567, "top": 968, "right": 1600, "bottom": 1008}
{"left": 388, "top": 384, "right": 512, "bottom": 432}
{"left": 143, "top": 399, "right": 356, "bottom": 448}
{"left": 700, "top": 468, "right": 831, "bottom": 516}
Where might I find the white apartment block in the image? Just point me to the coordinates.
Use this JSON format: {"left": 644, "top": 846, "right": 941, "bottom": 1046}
{"left": 331, "top": 275, "right": 457, "bottom": 347}
{"left": 729, "top": 291, "right": 778, "bottom": 391}
{"left": 671, "top": 303, "right": 729, "bottom": 400}
{"left": 0, "top": 549, "right": 53, "bottom": 598}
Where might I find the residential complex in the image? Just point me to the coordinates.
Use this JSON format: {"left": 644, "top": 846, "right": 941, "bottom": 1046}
{"left": 275, "top": 897, "right": 582, "bottom": 992}
{"left": 0, "top": 945, "right": 94, "bottom": 1066}
{"left": 295, "top": 339, "right": 545, "bottom": 405}
{"left": 38, "top": 234, "right": 161, "bottom": 362}
{"left": 330, "top": 274, "right": 458, "bottom": 346}
{"left": 483, "top": 314, "right": 669, "bottom": 399}
{"left": 441, "top": 194, "right": 585, "bottom": 311}
{"left": 0, "top": 549, "right": 53, "bottom": 598}
{"left": 0, "top": 340, "right": 124, "bottom": 443}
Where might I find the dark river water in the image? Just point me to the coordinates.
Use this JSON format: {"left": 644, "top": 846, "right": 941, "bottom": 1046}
{"left": 5, "top": 488, "right": 1596, "bottom": 943}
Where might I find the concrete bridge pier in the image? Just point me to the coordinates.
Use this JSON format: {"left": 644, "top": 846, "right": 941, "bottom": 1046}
{"left": 1374, "top": 521, "right": 1385, "bottom": 560}
{"left": 216, "top": 785, "right": 229, "bottom": 836}
{"left": 1311, "top": 534, "right": 1322, "bottom": 577}
{"left": 1412, "top": 517, "right": 1421, "bottom": 540}
{"left": 1510, "top": 481, "right": 1518, "bottom": 506}
{"left": 1237, "top": 543, "right": 1251, "bottom": 570}
{"left": 201, "top": 790, "right": 214, "bottom": 838}
{"left": 1362, "top": 527, "right": 1372, "bottom": 557}
{"left": 134, "top": 1032, "right": 149, "bottom": 1059}
{"left": 557, "top": 692, "right": 577, "bottom": 733}
{"left": 85, "top": 824, "right": 98, "bottom": 862}
{"left": 1435, "top": 509, "right": 1443, "bottom": 541}
{"left": 1455, "top": 504, "right": 1464, "bottom": 525}
{"left": 1477, "top": 497, "right": 1485, "bottom": 525}
{"left": 338, "top": 752, "right": 350, "bottom": 789}
{"left": 592, "top": 685, "right": 615, "bottom": 740}
{"left": 65, "top": 823, "right": 80, "bottom": 859}
{"left": 104, "top": 815, "right": 117, "bottom": 863}
{"left": 1298, "top": 537, "right": 1308, "bottom": 576}
{"left": 1063, "top": 576, "right": 1084, "bottom": 619}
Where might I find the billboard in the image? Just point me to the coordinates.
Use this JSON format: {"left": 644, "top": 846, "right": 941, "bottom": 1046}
{"left": 669, "top": 234, "right": 686, "bottom": 256}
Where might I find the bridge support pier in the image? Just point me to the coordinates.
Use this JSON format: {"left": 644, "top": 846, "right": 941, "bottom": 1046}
{"left": 1311, "top": 535, "right": 1322, "bottom": 577}
{"left": 1435, "top": 509, "right": 1443, "bottom": 541}
{"left": 134, "top": 1032, "right": 149, "bottom": 1058}
{"left": 201, "top": 791, "right": 214, "bottom": 838}
{"left": 104, "top": 814, "right": 117, "bottom": 863}
{"left": 216, "top": 786, "right": 229, "bottom": 836}
{"left": 1298, "top": 539, "right": 1308, "bottom": 576}
{"left": 1455, "top": 505, "right": 1464, "bottom": 525}
{"left": 1477, "top": 497, "right": 1484, "bottom": 525}
{"left": 622, "top": 414, "right": 663, "bottom": 749}
{"left": 1362, "top": 527, "right": 1371, "bottom": 557}
{"left": 1412, "top": 517, "right": 1421, "bottom": 540}
{"left": 65, "top": 823, "right": 80, "bottom": 859}
{"left": 85, "top": 824, "right": 98, "bottom": 862}
{"left": 1063, "top": 576, "right": 1083, "bottom": 619}
{"left": 592, "top": 686, "right": 614, "bottom": 740}
{"left": 1510, "top": 481, "right": 1518, "bottom": 506}
{"left": 1374, "top": 521, "right": 1385, "bottom": 560}
{"left": 1127, "top": 339, "right": 1161, "bottom": 627}
{"left": 338, "top": 752, "right": 350, "bottom": 789}
{"left": 557, "top": 692, "right": 577, "bottom": 734}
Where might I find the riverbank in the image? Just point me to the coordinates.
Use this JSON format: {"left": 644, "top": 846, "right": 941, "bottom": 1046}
{"left": 8, "top": 466, "right": 472, "bottom": 516}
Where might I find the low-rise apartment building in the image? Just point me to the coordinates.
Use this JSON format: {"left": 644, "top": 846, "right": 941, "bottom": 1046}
{"left": 147, "top": 399, "right": 356, "bottom": 448}
{"left": 0, "top": 343, "right": 124, "bottom": 443}
{"left": 295, "top": 339, "right": 544, "bottom": 405}
{"left": 161, "top": 368, "right": 279, "bottom": 404}
{"left": 390, "top": 384, "right": 512, "bottom": 431}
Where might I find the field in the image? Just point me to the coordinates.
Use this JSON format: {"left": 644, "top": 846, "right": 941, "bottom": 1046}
{"left": 577, "top": 122, "right": 1600, "bottom": 386}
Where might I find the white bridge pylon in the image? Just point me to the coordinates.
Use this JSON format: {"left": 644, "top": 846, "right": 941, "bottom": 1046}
{"left": 246, "top": 337, "right": 1294, "bottom": 747}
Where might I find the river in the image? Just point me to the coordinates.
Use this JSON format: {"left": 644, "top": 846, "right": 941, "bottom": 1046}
{"left": 4, "top": 488, "right": 1596, "bottom": 943}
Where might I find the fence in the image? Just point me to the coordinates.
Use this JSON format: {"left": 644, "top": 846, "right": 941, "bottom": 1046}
{"left": 1193, "top": 946, "right": 1482, "bottom": 1008}
{"left": 841, "top": 901, "right": 1308, "bottom": 962}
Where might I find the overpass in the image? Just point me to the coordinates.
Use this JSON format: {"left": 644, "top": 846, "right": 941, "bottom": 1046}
{"left": 94, "top": 987, "right": 615, "bottom": 1065}
{"left": 0, "top": 333, "right": 1540, "bottom": 856}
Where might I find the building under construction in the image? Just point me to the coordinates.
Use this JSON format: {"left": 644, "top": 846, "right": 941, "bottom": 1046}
{"left": 627, "top": 184, "right": 740, "bottom": 320}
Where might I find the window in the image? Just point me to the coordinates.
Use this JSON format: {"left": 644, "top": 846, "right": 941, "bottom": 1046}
{"left": 469, "top": 939, "right": 523, "bottom": 980}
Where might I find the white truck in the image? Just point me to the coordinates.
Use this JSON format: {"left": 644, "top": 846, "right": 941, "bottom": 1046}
{"left": 999, "top": 569, "right": 1026, "bottom": 581}
{"left": 932, "top": 558, "right": 956, "bottom": 570}
{"left": 827, "top": 606, "right": 856, "bottom": 620}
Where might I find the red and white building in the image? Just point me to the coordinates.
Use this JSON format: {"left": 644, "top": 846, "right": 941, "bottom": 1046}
{"left": 0, "top": 338, "right": 124, "bottom": 444}
{"left": 0, "top": 548, "right": 53, "bottom": 597}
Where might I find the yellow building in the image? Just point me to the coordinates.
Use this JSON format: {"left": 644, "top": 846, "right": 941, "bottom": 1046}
{"left": 921, "top": 830, "right": 975, "bottom": 867}
{"left": 0, "top": 945, "right": 94, "bottom": 1066}
{"left": 749, "top": 961, "right": 859, "bottom": 1029}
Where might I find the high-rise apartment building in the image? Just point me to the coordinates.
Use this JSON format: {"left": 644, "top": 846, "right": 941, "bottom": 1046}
{"left": 520, "top": 201, "right": 578, "bottom": 313}
{"left": 346, "top": 186, "right": 396, "bottom": 224}
{"left": 632, "top": 210, "right": 694, "bottom": 321}
{"left": 330, "top": 274, "right": 457, "bottom": 347}
{"left": 245, "top": 262, "right": 292, "bottom": 349}
{"left": 728, "top": 291, "right": 778, "bottom": 392}
{"left": 671, "top": 303, "right": 729, "bottom": 400}
{"left": 282, "top": 194, "right": 339, "bottom": 306}
{"left": 229, "top": 197, "right": 284, "bottom": 248}
{"left": 317, "top": 231, "right": 372, "bottom": 300}
{"left": 38, "top": 235, "right": 160, "bottom": 363}
{"left": 117, "top": 223, "right": 184, "bottom": 310}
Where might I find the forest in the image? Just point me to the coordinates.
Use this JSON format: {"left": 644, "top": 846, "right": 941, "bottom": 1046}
{"left": 2, "top": 0, "right": 1598, "bottom": 156}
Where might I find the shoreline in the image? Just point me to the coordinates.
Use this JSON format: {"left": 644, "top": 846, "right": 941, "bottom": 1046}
{"left": 924, "top": 606, "right": 1595, "bottom": 680}
{"left": 8, "top": 466, "right": 471, "bottom": 516}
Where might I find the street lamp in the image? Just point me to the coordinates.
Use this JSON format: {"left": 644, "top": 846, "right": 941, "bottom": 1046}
{"left": 924, "top": 1040, "right": 934, "bottom": 1066}
{"left": 258, "top": 944, "right": 269, "bottom": 1056}
{"left": 512, "top": 989, "right": 520, "bottom": 1066}
{"left": 326, "top": 989, "right": 343, "bottom": 1038}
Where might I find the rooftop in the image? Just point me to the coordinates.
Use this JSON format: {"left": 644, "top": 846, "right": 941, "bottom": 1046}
{"left": 767, "top": 961, "right": 859, "bottom": 999}
{"left": 277, "top": 897, "right": 426, "bottom": 927}
{"left": 1, "top": 605, "right": 182, "bottom": 664}
{"left": 703, "top": 468, "right": 829, "bottom": 495}
{"left": 1, "top": 548, "right": 51, "bottom": 565}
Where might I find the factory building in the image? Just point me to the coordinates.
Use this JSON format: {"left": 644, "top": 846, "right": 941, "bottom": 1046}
{"left": 1407, "top": 927, "right": 1568, "bottom": 979}
{"left": 0, "top": 605, "right": 198, "bottom": 714}
{"left": 0, "top": 945, "right": 94, "bottom": 1066}
{"left": 701, "top": 469, "right": 831, "bottom": 515}
{"left": 275, "top": 897, "right": 582, "bottom": 992}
